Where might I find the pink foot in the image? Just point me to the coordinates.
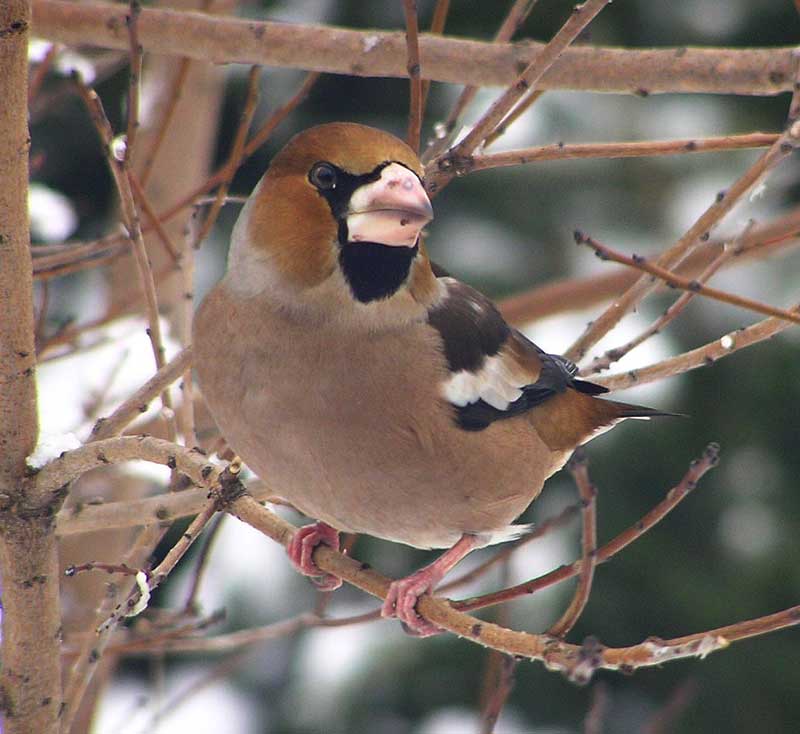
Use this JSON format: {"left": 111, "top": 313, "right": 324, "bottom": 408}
{"left": 287, "top": 522, "right": 342, "bottom": 591}
{"left": 381, "top": 534, "right": 481, "bottom": 637}
{"left": 381, "top": 569, "right": 443, "bottom": 637}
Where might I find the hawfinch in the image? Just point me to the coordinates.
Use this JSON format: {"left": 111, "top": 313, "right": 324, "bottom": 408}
{"left": 194, "top": 123, "right": 666, "bottom": 636}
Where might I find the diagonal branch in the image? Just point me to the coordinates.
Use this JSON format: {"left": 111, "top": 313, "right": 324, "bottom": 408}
{"left": 564, "top": 121, "right": 800, "bottom": 362}
{"left": 585, "top": 223, "right": 752, "bottom": 374}
{"left": 457, "top": 444, "right": 720, "bottom": 613}
{"left": 594, "top": 304, "right": 800, "bottom": 392}
{"left": 73, "top": 77, "right": 177, "bottom": 441}
{"left": 574, "top": 230, "right": 800, "bottom": 326}
{"left": 422, "top": 0, "right": 538, "bottom": 162}
{"left": 430, "top": 0, "right": 611, "bottom": 192}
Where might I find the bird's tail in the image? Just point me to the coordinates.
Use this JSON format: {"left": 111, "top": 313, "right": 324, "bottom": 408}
{"left": 531, "top": 390, "right": 680, "bottom": 451}
{"left": 608, "top": 400, "right": 683, "bottom": 420}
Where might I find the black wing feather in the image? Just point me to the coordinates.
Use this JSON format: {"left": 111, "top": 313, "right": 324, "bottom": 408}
{"left": 428, "top": 278, "right": 608, "bottom": 431}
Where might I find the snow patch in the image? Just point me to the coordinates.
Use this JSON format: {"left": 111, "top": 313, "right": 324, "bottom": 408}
{"left": 27, "top": 431, "right": 81, "bottom": 470}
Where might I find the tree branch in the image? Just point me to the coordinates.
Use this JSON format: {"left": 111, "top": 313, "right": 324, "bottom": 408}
{"left": 35, "top": 439, "right": 800, "bottom": 682}
{"left": 564, "top": 121, "right": 800, "bottom": 362}
{"left": 32, "top": 0, "right": 797, "bottom": 95}
{"left": 0, "top": 2, "right": 63, "bottom": 731}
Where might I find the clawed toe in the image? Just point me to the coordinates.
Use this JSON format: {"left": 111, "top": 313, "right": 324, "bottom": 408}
{"left": 381, "top": 576, "right": 442, "bottom": 637}
{"left": 287, "top": 522, "right": 342, "bottom": 591}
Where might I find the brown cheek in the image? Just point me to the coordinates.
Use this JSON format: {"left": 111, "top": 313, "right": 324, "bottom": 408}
{"left": 248, "top": 181, "right": 338, "bottom": 289}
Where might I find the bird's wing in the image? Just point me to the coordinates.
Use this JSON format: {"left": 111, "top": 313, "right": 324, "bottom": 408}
{"left": 427, "top": 277, "right": 608, "bottom": 431}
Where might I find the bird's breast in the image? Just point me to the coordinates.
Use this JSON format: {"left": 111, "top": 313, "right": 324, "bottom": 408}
{"left": 194, "top": 282, "right": 560, "bottom": 548}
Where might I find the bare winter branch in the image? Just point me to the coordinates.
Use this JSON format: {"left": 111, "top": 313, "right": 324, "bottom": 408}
{"left": 32, "top": 0, "right": 797, "bottom": 95}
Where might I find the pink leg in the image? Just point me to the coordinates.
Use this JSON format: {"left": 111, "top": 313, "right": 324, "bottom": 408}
{"left": 381, "top": 534, "right": 480, "bottom": 637}
{"left": 287, "top": 521, "right": 342, "bottom": 591}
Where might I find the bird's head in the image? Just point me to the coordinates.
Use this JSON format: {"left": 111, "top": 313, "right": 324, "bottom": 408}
{"left": 228, "top": 122, "right": 439, "bottom": 323}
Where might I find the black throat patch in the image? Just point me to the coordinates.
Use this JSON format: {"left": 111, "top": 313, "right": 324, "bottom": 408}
{"left": 311, "top": 161, "right": 420, "bottom": 304}
{"left": 338, "top": 242, "right": 418, "bottom": 303}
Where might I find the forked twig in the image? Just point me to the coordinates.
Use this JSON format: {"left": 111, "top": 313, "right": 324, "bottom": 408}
{"left": 430, "top": 0, "right": 611, "bottom": 192}
{"left": 456, "top": 444, "right": 720, "bottom": 613}
{"left": 422, "top": 0, "right": 538, "bottom": 163}
{"left": 564, "top": 121, "right": 800, "bottom": 362}
{"left": 594, "top": 304, "right": 800, "bottom": 392}
{"left": 90, "top": 348, "right": 192, "bottom": 441}
{"left": 574, "top": 230, "right": 800, "bottom": 325}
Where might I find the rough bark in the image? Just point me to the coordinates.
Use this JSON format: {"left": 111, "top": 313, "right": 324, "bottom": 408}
{"left": 0, "top": 2, "right": 63, "bottom": 732}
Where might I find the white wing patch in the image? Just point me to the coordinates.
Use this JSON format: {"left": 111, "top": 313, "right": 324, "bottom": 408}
{"left": 441, "top": 351, "right": 531, "bottom": 411}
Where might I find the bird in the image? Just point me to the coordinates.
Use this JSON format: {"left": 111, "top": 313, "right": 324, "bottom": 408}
{"left": 193, "top": 122, "right": 669, "bottom": 636}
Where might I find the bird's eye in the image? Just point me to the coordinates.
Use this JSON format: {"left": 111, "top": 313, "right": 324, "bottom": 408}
{"left": 309, "top": 162, "right": 338, "bottom": 190}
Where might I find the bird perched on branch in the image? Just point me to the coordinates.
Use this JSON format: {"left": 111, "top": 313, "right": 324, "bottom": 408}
{"left": 194, "top": 122, "right": 668, "bottom": 636}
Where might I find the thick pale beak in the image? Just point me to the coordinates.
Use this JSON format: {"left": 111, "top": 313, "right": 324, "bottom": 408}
{"left": 346, "top": 162, "right": 433, "bottom": 247}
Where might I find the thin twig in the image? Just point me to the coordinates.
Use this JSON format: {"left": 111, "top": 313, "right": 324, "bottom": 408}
{"left": 402, "top": 0, "right": 422, "bottom": 152}
{"left": 28, "top": 41, "right": 59, "bottom": 105}
{"left": 439, "top": 501, "right": 580, "bottom": 595}
{"left": 138, "top": 58, "right": 191, "bottom": 186}
{"left": 584, "top": 681, "right": 610, "bottom": 734}
{"left": 457, "top": 443, "right": 720, "bottom": 613}
{"left": 460, "top": 132, "right": 779, "bottom": 174}
{"left": 434, "top": 0, "right": 611, "bottom": 191}
{"left": 548, "top": 450, "right": 597, "bottom": 638}
{"left": 65, "top": 561, "right": 141, "bottom": 577}
{"left": 642, "top": 679, "right": 698, "bottom": 734}
{"left": 90, "top": 347, "right": 191, "bottom": 441}
{"left": 193, "top": 65, "right": 261, "bottom": 248}
{"left": 587, "top": 221, "right": 753, "bottom": 374}
{"left": 129, "top": 170, "right": 180, "bottom": 262}
{"left": 182, "top": 515, "right": 225, "bottom": 613}
{"left": 482, "top": 89, "right": 545, "bottom": 149}
{"left": 496, "top": 208, "right": 800, "bottom": 326}
{"left": 61, "top": 524, "right": 165, "bottom": 733}
{"left": 574, "top": 229, "right": 800, "bottom": 325}
{"left": 479, "top": 654, "right": 518, "bottom": 734}
{"left": 478, "top": 551, "right": 516, "bottom": 734}
{"left": 419, "top": 0, "right": 450, "bottom": 115}
{"left": 564, "top": 94, "right": 800, "bottom": 363}
{"left": 422, "top": 0, "right": 538, "bottom": 163}
{"left": 594, "top": 303, "right": 800, "bottom": 392}
{"left": 34, "top": 279, "right": 50, "bottom": 347}
{"left": 177, "top": 212, "right": 198, "bottom": 447}
{"left": 73, "top": 75, "right": 177, "bottom": 440}
{"left": 124, "top": 0, "right": 143, "bottom": 160}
